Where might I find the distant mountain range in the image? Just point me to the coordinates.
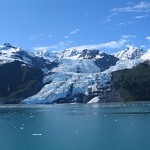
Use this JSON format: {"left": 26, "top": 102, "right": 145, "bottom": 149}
{"left": 0, "top": 43, "right": 149, "bottom": 104}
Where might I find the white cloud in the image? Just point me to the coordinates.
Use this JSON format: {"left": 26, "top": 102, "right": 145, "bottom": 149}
{"left": 33, "top": 35, "right": 135, "bottom": 52}
{"left": 33, "top": 46, "right": 57, "bottom": 51}
{"left": 114, "top": 21, "right": 135, "bottom": 29}
{"left": 121, "top": 35, "right": 136, "bottom": 39}
{"left": 67, "top": 35, "right": 135, "bottom": 51}
{"left": 103, "top": 1, "right": 150, "bottom": 26}
{"left": 64, "top": 35, "right": 69, "bottom": 39}
{"left": 118, "top": 22, "right": 125, "bottom": 26}
{"left": 135, "top": 15, "right": 147, "bottom": 19}
{"left": 66, "top": 40, "right": 124, "bottom": 51}
{"left": 140, "top": 45, "right": 146, "bottom": 48}
{"left": 64, "top": 28, "right": 80, "bottom": 39}
{"left": 30, "top": 34, "right": 53, "bottom": 40}
{"left": 112, "top": 1, "right": 150, "bottom": 13}
{"left": 146, "top": 36, "right": 150, "bottom": 41}
{"left": 33, "top": 41, "right": 73, "bottom": 51}
{"left": 99, "top": 39, "right": 127, "bottom": 48}
{"left": 125, "top": 44, "right": 136, "bottom": 47}
{"left": 70, "top": 29, "right": 80, "bottom": 34}
{"left": 30, "top": 34, "right": 43, "bottom": 40}
{"left": 102, "top": 18, "right": 112, "bottom": 23}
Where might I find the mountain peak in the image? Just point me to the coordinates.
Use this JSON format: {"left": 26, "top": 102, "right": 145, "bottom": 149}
{"left": 79, "top": 49, "right": 101, "bottom": 59}
{"left": 3, "top": 43, "right": 19, "bottom": 49}
{"left": 34, "top": 48, "right": 57, "bottom": 59}
{"left": 4, "top": 43, "right": 12, "bottom": 47}
{"left": 114, "top": 46, "right": 145, "bottom": 60}
{"left": 59, "top": 48, "right": 104, "bottom": 60}
{"left": 0, "top": 43, "right": 22, "bottom": 52}
{"left": 58, "top": 48, "right": 80, "bottom": 59}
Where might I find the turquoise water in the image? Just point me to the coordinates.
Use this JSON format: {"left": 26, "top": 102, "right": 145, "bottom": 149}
{"left": 0, "top": 103, "right": 150, "bottom": 150}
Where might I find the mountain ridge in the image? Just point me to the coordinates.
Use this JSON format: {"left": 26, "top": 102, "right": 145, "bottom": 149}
{"left": 113, "top": 46, "right": 146, "bottom": 60}
{"left": 0, "top": 43, "right": 149, "bottom": 104}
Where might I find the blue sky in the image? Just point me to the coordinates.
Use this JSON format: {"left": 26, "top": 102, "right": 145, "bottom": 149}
{"left": 0, "top": 0, "right": 150, "bottom": 53}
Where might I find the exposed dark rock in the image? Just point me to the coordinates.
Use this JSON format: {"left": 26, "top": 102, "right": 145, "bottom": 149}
{"left": 79, "top": 49, "right": 119, "bottom": 71}
{"left": 80, "top": 49, "right": 100, "bottom": 59}
{"left": 10, "top": 49, "right": 58, "bottom": 71}
{"left": 95, "top": 52, "right": 119, "bottom": 71}
{"left": 0, "top": 61, "right": 44, "bottom": 104}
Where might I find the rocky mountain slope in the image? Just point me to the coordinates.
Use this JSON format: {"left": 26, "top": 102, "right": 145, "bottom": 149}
{"left": 0, "top": 43, "right": 58, "bottom": 72}
{"left": 0, "top": 43, "right": 149, "bottom": 104}
{"left": 0, "top": 61, "right": 43, "bottom": 104}
{"left": 111, "top": 60, "right": 150, "bottom": 102}
{"left": 0, "top": 43, "right": 57, "bottom": 103}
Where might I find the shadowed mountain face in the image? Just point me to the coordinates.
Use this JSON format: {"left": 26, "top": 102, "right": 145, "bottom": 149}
{"left": 80, "top": 49, "right": 100, "bottom": 59}
{"left": 78, "top": 49, "right": 119, "bottom": 71}
{"left": 94, "top": 52, "right": 119, "bottom": 72}
{"left": 111, "top": 61, "right": 150, "bottom": 102}
{"left": 0, "top": 61, "right": 43, "bottom": 104}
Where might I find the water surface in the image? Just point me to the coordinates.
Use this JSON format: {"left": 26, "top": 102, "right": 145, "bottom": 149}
{"left": 0, "top": 102, "right": 150, "bottom": 150}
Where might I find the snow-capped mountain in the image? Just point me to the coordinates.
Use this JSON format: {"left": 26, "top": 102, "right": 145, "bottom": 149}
{"left": 58, "top": 48, "right": 105, "bottom": 59}
{"left": 22, "top": 47, "right": 138, "bottom": 104}
{"left": 56, "top": 48, "right": 119, "bottom": 72}
{"left": 58, "top": 48, "right": 105, "bottom": 60}
{"left": 0, "top": 43, "right": 150, "bottom": 104}
{"left": 114, "top": 46, "right": 145, "bottom": 60}
{"left": 141, "top": 49, "right": 150, "bottom": 60}
{"left": 20, "top": 48, "right": 119, "bottom": 104}
{"left": 34, "top": 48, "right": 57, "bottom": 61}
{"left": 58, "top": 48, "right": 80, "bottom": 59}
{"left": 0, "top": 43, "right": 57, "bottom": 71}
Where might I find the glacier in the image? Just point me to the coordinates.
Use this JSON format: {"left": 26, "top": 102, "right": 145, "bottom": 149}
{"left": 22, "top": 46, "right": 148, "bottom": 104}
{"left": 0, "top": 43, "right": 150, "bottom": 104}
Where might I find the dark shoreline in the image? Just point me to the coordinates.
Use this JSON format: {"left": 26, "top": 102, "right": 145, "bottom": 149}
{"left": 0, "top": 101, "right": 150, "bottom": 108}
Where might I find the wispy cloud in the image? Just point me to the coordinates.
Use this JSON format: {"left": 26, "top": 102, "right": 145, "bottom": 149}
{"left": 64, "top": 29, "right": 80, "bottom": 39}
{"left": 140, "top": 45, "right": 146, "bottom": 48}
{"left": 134, "top": 15, "right": 147, "bottom": 19}
{"left": 66, "top": 35, "right": 135, "bottom": 51}
{"left": 70, "top": 29, "right": 80, "bottom": 34}
{"left": 30, "top": 34, "right": 53, "bottom": 40}
{"left": 33, "top": 41, "right": 73, "bottom": 51}
{"left": 146, "top": 36, "right": 150, "bottom": 41}
{"left": 117, "top": 21, "right": 135, "bottom": 27}
{"left": 112, "top": 1, "right": 150, "bottom": 13}
{"left": 33, "top": 46, "right": 58, "bottom": 51}
{"left": 103, "top": 1, "right": 150, "bottom": 28}
{"left": 102, "top": 18, "right": 112, "bottom": 23}
{"left": 33, "top": 35, "right": 136, "bottom": 52}
{"left": 30, "top": 34, "right": 43, "bottom": 40}
{"left": 121, "top": 35, "right": 136, "bottom": 39}
{"left": 110, "top": 21, "right": 135, "bottom": 31}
